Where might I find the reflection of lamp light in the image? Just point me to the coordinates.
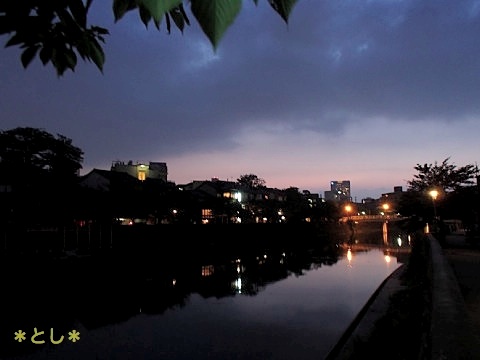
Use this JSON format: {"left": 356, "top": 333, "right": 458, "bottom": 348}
{"left": 397, "top": 236, "right": 402, "bottom": 247}
{"left": 382, "top": 220, "right": 388, "bottom": 245}
{"left": 347, "top": 248, "right": 352, "bottom": 267}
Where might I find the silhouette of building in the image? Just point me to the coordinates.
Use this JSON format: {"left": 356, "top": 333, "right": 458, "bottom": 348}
{"left": 111, "top": 160, "right": 168, "bottom": 182}
{"left": 324, "top": 180, "right": 351, "bottom": 202}
{"left": 79, "top": 168, "right": 139, "bottom": 191}
{"left": 379, "top": 186, "right": 404, "bottom": 213}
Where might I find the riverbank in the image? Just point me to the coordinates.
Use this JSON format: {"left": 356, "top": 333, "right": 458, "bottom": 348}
{"left": 325, "top": 231, "right": 480, "bottom": 359}
{"left": 325, "top": 231, "right": 429, "bottom": 359}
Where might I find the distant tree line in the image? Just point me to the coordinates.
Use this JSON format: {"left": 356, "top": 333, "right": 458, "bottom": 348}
{"left": 398, "top": 157, "right": 479, "bottom": 235}
{"left": 1, "top": 127, "right": 479, "bottom": 235}
{"left": 0, "top": 127, "right": 338, "bottom": 229}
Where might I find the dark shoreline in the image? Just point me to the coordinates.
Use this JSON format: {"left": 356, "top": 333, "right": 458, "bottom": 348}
{"left": 1, "top": 222, "right": 346, "bottom": 256}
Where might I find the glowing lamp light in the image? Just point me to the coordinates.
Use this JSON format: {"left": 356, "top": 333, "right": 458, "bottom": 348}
{"left": 347, "top": 248, "right": 352, "bottom": 262}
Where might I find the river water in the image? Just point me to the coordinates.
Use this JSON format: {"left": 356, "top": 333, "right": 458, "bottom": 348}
{"left": 1, "top": 227, "right": 407, "bottom": 360}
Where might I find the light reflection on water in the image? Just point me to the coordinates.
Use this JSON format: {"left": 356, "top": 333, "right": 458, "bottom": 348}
{"left": 2, "top": 246, "right": 404, "bottom": 360}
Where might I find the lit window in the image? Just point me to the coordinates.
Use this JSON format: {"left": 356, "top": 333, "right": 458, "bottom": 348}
{"left": 201, "top": 265, "right": 214, "bottom": 276}
{"left": 202, "top": 209, "right": 213, "bottom": 218}
{"left": 233, "top": 192, "right": 242, "bottom": 202}
{"left": 138, "top": 171, "right": 146, "bottom": 181}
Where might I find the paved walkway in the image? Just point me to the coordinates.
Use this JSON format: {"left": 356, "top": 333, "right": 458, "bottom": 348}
{"left": 429, "top": 234, "right": 480, "bottom": 359}
{"left": 443, "top": 234, "right": 480, "bottom": 328}
{"left": 441, "top": 234, "right": 480, "bottom": 358}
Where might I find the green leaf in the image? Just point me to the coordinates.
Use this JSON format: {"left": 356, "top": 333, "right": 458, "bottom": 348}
{"left": 169, "top": 7, "right": 187, "bottom": 32}
{"left": 268, "top": 0, "right": 298, "bottom": 23}
{"left": 39, "top": 45, "right": 53, "bottom": 65}
{"left": 138, "top": 5, "right": 152, "bottom": 27}
{"left": 179, "top": 3, "right": 190, "bottom": 26}
{"left": 5, "top": 34, "right": 24, "bottom": 47}
{"left": 51, "top": 48, "right": 68, "bottom": 76}
{"left": 137, "top": 0, "right": 182, "bottom": 23}
{"left": 21, "top": 45, "right": 39, "bottom": 68}
{"left": 165, "top": 12, "right": 171, "bottom": 32}
{"left": 76, "top": 36, "right": 89, "bottom": 60}
{"left": 64, "top": 48, "right": 78, "bottom": 70}
{"left": 91, "top": 26, "right": 109, "bottom": 36}
{"left": 191, "top": 0, "right": 242, "bottom": 50}
{"left": 88, "top": 38, "right": 105, "bottom": 72}
{"left": 68, "top": 0, "right": 87, "bottom": 28}
{"left": 113, "top": 0, "right": 137, "bottom": 22}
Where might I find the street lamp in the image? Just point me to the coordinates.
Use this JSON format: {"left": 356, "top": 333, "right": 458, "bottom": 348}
{"left": 345, "top": 204, "right": 355, "bottom": 243}
{"left": 382, "top": 203, "right": 389, "bottom": 245}
{"left": 429, "top": 189, "right": 439, "bottom": 233}
{"left": 382, "top": 203, "right": 389, "bottom": 216}
{"left": 345, "top": 204, "right": 352, "bottom": 220}
{"left": 429, "top": 190, "right": 438, "bottom": 220}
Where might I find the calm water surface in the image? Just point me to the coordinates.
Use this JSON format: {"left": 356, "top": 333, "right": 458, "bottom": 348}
{"left": 2, "top": 242, "right": 404, "bottom": 360}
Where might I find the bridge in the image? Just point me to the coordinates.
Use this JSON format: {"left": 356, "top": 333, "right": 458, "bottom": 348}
{"left": 340, "top": 214, "right": 407, "bottom": 223}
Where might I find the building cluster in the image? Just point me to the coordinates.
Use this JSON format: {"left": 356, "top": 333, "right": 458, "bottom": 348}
{"left": 79, "top": 160, "right": 403, "bottom": 225}
{"left": 323, "top": 180, "right": 405, "bottom": 218}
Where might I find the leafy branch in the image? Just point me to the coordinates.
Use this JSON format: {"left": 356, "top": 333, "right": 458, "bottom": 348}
{"left": 0, "top": 0, "right": 298, "bottom": 76}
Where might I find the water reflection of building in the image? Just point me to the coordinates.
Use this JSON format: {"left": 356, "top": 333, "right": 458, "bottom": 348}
{"left": 4, "top": 242, "right": 340, "bottom": 336}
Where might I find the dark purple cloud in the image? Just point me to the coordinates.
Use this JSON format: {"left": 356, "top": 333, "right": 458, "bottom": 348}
{"left": 1, "top": 0, "right": 479, "bottom": 198}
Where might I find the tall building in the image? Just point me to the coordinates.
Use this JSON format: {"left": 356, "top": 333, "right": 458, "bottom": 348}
{"left": 111, "top": 160, "right": 168, "bottom": 182}
{"left": 324, "top": 180, "right": 351, "bottom": 202}
{"left": 379, "top": 186, "right": 404, "bottom": 213}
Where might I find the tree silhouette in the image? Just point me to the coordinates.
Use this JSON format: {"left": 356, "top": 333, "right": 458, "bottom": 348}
{"left": 237, "top": 173, "right": 266, "bottom": 189}
{"left": 0, "top": 127, "right": 84, "bottom": 227}
{"left": 407, "top": 157, "right": 478, "bottom": 193}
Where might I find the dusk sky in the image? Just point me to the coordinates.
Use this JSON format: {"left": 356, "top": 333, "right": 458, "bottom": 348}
{"left": 1, "top": 0, "right": 480, "bottom": 201}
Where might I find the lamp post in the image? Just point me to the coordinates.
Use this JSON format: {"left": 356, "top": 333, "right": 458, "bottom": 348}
{"left": 429, "top": 190, "right": 438, "bottom": 220}
{"left": 429, "top": 189, "right": 439, "bottom": 233}
{"left": 382, "top": 203, "right": 389, "bottom": 245}
{"left": 345, "top": 204, "right": 352, "bottom": 219}
{"left": 345, "top": 204, "right": 354, "bottom": 243}
{"left": 382, "top": 203, "right": 389, "bottom": 217}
